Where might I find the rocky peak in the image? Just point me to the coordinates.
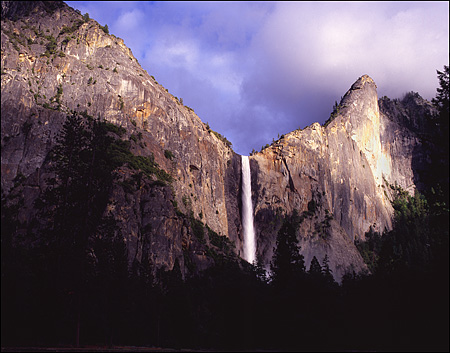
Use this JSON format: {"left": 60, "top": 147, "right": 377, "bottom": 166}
{"left": 248, "top": 73, "right": 435, "bottom": 280}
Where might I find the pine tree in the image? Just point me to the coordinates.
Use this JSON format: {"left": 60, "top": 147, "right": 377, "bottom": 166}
{"left": 254, "top": 256, "right": 268, "bottom": 283}
{"left": 321, "top": 254, "right": 335, "bottom": 284}
{"left": 432, "top": 65, "right": 449, "bottom": 120}
{"left": 36, "top": 113, "right": 132, "bottom": 346}
{"left": 270, "top": 210, "right": 305, "bottom": 287}
{"left": 308, "top": 256, "right": 322, "bottom": 276}
{"left": 431, "top": 65, "right": 449, "bottom": 204}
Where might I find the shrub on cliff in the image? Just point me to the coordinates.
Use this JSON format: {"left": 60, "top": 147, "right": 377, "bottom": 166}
{"left": 100, "top": 23, "right": 109, "bottom": 34}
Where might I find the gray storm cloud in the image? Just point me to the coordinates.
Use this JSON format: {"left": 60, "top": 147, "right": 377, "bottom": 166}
{"left": 66, "top": 1, "right": 449, "bottom": 155}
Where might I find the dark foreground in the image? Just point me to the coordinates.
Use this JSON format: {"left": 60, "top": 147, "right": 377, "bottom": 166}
{"left": 2, "top": 347, "right": 200, "bottom": 353}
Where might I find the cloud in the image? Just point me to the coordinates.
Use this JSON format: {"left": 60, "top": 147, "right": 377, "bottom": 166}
{"left": 66, "top": 1, "right": 449, "bottom": 155}
{"left": 245, "top": 2, "right": 449, "bottom": 98}
{"left": 231, "top": 1, "right": 449, "bottom": 153}
{"left": 115, "top": 8, "right": 144, "bottom": 32}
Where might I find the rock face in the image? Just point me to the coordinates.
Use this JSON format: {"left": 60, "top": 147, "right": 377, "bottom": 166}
{"left": 1, "top": 1, "right": 242, "bottom": 276}
{"left": 1, "top": 1, "right": 437, "bottom": 281}
{"left": 249, "top": 76, "right": 437, "bottom": 279}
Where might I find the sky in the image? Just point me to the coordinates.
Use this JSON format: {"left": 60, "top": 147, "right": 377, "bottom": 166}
{"left": 66, "top": 1, "right": 449, "bottom": 156}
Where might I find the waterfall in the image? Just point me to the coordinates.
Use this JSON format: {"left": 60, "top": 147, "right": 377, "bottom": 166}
{"left": 241, "top": 155, "right": 256, "bottom": 264}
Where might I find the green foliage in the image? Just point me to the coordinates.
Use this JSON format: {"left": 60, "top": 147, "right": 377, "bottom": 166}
{"left": 355, "top": 227, "right": 382, "bottom": 273}
{"left": 207, "top": 227, "right": 223, "bottom": 248}
{"left": 103, "top": 121, "right": 126, "bottom": 137}
{"left": 50, "top": 114, "right": 172, "bottom": 187}
{"left": 128, "top": 154, "right": 173, "bottom": 184}
{"left": 324, "top": 99, "right": 343, "bottom": 127}
{"left": 190, "top": 217, "right": 205, "bottom": 244}
{"left": 164, "top": 149, "right": 174, "bottom": 160}
{"left": 356, "top": 184, "right": 448, "bottom": 277}
{"left": 129, "top": 134, "right": 137, "bottom": 143}
{"left": 432, "top": 65, "right": 449, "bottom": 118}
{"left": 82, "top": 13, "right": 90, "bottom": 23}
{"left": 205, "top": 122, "right": 232, "bottom": 148}
{"left": 315, "top": 211, "right": 332, "bottom": 240}
{"left": 44, "top": 34, "right": 57, "bottom": 55}
{"left": 429, "top": 65, "right": 449, "bottom": 203}
{"left": 56, "top": 84, "right": 63, "bottom": 97}
{"left": 377, "top": 188, "right": 433, "bottom": 274}
{"left": 100, "top": 23, "right": 109, "bottom": 34}
{"left": 60, "top": 19, "right": 84, "bottom": 35}
{"left": 1, "top": 112, "right": 133, "bottom": 347}
{"left": 213, "top": 130, "right": 232, "bottom": 148}
{"left": 392, "top": 187, "right": 428, "bottom": 224}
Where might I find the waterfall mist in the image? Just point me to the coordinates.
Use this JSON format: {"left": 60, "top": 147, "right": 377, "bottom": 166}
{"left": 241, "top": 155, "right": 256, "bottom": 264}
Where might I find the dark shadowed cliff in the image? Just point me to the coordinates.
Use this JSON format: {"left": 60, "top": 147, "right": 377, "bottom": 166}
{"left": 1, "top": 0, "right": 243, "bottom": 277}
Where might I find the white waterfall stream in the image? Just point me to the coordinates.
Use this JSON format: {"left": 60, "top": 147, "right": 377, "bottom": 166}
{"left": 241, "top": 155, "right": 256, "bottom": 264}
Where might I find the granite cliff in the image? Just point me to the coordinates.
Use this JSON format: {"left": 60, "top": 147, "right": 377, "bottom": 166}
{"left": 250, "top": 76, "right": 437, "bottom": 279}
{"left": 1, "top": 1, "right": 242, "bottom": 277}
{"left": 1, "top": 1, "right": 438, "bottom": 281}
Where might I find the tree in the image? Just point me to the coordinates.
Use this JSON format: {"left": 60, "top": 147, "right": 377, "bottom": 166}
{"left": 82, "top": 12, "right": 90, "bottom": 22}
{"left": 254, "top": 256, "right": 268, "bottom": 283}
{"left": 270, "top": 210, "right": 305, "bottom": 286}
{"left": 430, "top": 65, "right": 449, "bottom": 204}
{"left": 308, "top": 256, "right": 322, "bottom": 276}
{"left": 321, "top": 254, "right": 335, "bottom": 284}
{"left": 36, "top": 113, "right": 136, "bottom": 346}
{"left": 101, "top": 23, "right": 109, "bottom": 34}
{"left": 432, "top": 65, "right": 449, "bottom": 120}
{"left": 377, "top": 188, "right": 433, "bottom": 275}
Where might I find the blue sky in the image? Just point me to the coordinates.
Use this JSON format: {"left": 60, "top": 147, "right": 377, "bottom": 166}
{"left": 66, "top": 1, "right": 449, "bottom": 156}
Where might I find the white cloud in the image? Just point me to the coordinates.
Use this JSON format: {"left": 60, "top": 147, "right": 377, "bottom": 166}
{"left": 66, "top": 1, "right": 450, "bottom": 155}
{"left": 247, "top": 2, "right": 449, "bottom": 102}
{"left": 147, "top": 35, "right": 241, "bottom": 99}
{"left": 115, "top": 9, "right": 144, "bottom": 32}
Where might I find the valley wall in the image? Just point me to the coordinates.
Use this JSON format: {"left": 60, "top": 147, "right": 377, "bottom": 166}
{"left": 1, "top": 1, "right": 437, "bottom": 281}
